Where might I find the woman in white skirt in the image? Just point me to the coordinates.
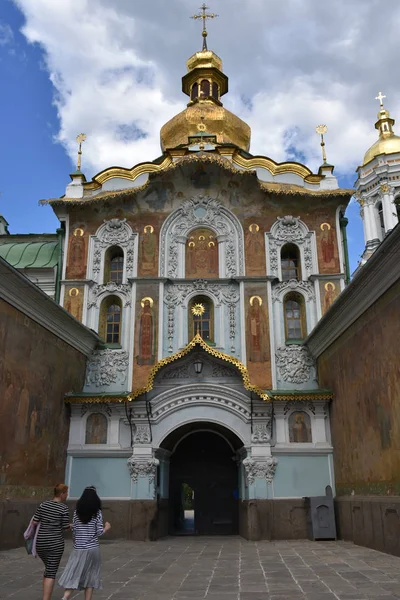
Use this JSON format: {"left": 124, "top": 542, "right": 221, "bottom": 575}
{"left": 59, "top": 486, "right": 111, "bottom": 600}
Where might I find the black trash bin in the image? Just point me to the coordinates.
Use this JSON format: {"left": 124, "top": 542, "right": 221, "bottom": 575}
{"left": 304, "top": 485, "right": 337, "bottom": 540}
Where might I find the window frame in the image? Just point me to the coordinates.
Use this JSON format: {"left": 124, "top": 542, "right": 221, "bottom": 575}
{"left": 188, "top": 295, "right": 214, "bottom": 343}
{"left": 283, "top": 292, "right": 306, "bottom": 341}
{"left": 99, "top": 295, "right": 123, "bottom": 346}
{"left": 280, "top": 243, "right": 301, "bottom": 281}
{"left": 104, "top": 246, "right": 124, "bottom": 285}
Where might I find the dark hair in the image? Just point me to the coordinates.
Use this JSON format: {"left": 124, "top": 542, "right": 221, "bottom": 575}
{"left": 76, "top": 487, "right": 101, "bottom": 524}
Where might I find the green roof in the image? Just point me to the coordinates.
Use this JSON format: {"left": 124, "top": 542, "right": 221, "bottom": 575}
{"left": 0, "top": 241, "right": 59, "bottom": 268}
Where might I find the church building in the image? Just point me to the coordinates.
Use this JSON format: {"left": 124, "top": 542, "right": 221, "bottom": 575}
{"left": 29, "top": 24, "right": 358, "bottom": 538}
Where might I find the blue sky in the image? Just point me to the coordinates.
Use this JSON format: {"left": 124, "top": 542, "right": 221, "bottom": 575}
{"left": 0, "top": 1, "right": 365, "bottom": 271}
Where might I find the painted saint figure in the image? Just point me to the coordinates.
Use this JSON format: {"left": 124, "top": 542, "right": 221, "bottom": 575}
{"left": 320, "top": 223, "right": 335, "bottom": 264}
{"left": 140, "top": 225, "right": 156, "bottom": 274}
{"left": 289, "top": 412, "right": 312, "bottom": 443}
{"left": 137, "top": 297, "right": 156, "bottom": 365}
{"left": 68, "top": 228, "right": 86, "bottom": 278}
{"left": 247, "top": 296, "right": 268, "bottom": 362}
{"left": 245, "top": 224, "right": 265, "bottom": 274}
{"left": 323, "top": 282, "right": 336, "bottom": 314}
{"left": 85, "top": 413, "right": 107, "bottom": 444}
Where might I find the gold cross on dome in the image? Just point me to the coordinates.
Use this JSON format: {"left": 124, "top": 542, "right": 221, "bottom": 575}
{"left": 375, "top": 91, "right": 386, "bottom": 108}
{"left": 191, "top": 3, "right": 218, "bottom": 51}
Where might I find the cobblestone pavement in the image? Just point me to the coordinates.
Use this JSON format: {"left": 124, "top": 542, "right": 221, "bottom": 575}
{"left": 2, "top": 538, "right": 400, "bottom": 600}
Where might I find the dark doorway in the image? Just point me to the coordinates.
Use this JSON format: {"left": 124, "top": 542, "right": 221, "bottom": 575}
{"left": 169, "top": 430, "right": 239, "bottom": 535}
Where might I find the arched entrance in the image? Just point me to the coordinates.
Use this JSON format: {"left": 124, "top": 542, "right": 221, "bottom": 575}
{"left": 161, "top": 423, "right": 243, "bottom": 535}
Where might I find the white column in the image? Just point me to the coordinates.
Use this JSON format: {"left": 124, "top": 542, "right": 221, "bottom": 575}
{"left": 381, "top": 186, "right": 399, "bottom": 231}
{"left": 366, "top": 200, "right": 379, "bottom": 242}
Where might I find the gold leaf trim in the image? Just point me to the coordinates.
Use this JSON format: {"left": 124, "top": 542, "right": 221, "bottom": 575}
{"left": 127, "top": 333, "right": 270, "bottom": 402}
{"left": 65, "top": 334, "right": 270, "bottom": 404}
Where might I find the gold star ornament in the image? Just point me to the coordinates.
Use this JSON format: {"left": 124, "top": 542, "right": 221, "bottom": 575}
{"left": 191, "top": 303, "right": 205, "bottom": 316}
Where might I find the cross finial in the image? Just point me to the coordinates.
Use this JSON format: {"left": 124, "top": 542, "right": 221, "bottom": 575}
{"left": 375, "top": 91, "right": 386, "bottom": 109}
{"left": 76, "top": 133, "right": 87, "bottom": 171}
{"left": 191, "top": 3, "right": 218, "bottom": 51}
{"left": 316, "top": 125, "right": 328, "bottom": 164}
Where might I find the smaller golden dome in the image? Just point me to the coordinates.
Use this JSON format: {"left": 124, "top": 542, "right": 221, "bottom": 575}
{"left": 363, "top": 107, "right": 400, "bottom": 166}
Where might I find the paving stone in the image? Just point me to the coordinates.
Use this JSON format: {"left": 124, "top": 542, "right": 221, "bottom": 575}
{"left": 3, "top": 538, "right": 400, "bottom": 599}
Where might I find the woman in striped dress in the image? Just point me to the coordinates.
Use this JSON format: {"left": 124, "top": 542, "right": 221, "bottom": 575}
{"left": 33, "top": 483, "right": 70, "bottom": 600}
{"left": 59, "top": 486, "right": 111, "bottom": 600}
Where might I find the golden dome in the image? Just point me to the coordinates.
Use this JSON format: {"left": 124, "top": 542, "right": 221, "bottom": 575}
{"left": 160, "top": 100, "right": 251, "bottom": 152}
{"left": 160, "top": 49, "right": 251, "bottom": 152}
{"left": 363, "top": 107, "right": 400, "bottom": 166}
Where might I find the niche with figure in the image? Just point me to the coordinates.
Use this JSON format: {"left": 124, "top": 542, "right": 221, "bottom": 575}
{"left": 185, "top": 228, "right": 218, "bottom": 278}
{"left": 85, "top": 413, "right": 107, "bottom": 444}
{"left": 288, "top": 411, "right": 312, "bottom": 443}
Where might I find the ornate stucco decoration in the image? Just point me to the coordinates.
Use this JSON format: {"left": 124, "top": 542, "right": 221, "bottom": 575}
{"left": 90, "top": 218, "right": 137, "bottom": 282}
{"left": 88, "top": 282, "right": 132, "bottom": 308}
{"left": 275, "top": 345, "right": 316, "bottom": 384}
{"left": 80, "top": 402, "right": 112, "bottom": 417}
{"left": 85, "top": 349, "right": 130, "bottom": 388}
{"left": 152, "top": 392, "right": 251, "bottom": 422}
{"left": 133, "top": 424, "right": 151, "bottom": 444}
{"left": 159, "top": 195, "right": 245, "bottom": 279}
{"left": 266, "top": 216, "right": 315, "bottom": 278}
{"left": 242, "top": 456, "right": 278, "bottom": 485}
{"left": 127, "top": 333, "right": 270, "bottom": 402}
{"left": 127, "top": 455, "right": 159, "bottom": 483}
{"left": 164, "top": 279, "right": 240, "bottom": 352}
{"left": 251, "top": 421, "right": 272, "bottom": 443}
{"left": 283, "top": 399, "right": 316, "bottom": 415}
{"left": 271, "top": 279, "right": 316, "bottom": 303}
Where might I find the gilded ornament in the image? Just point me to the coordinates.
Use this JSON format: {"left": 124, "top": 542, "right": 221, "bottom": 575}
{"left": 249, "top": 223, "right": 260, "bottom": 232}
{"left": 191, "top": 303, "right": 205, "bottom": 316}
{"left": 141, "top": 296, "right": 154, "bottom": 308}
{"left": 144, "top": 225, "right": 154, "bottom": 234}
{"left": 76, "top": 133, "right": 87, "bottom": 171}
{"left": 380, "top": 183, "right": 390, "bottom": 194}
{"left": 249, "top": 295, "right": 262, "bottom": 306}
{"left": 68, "top": 288, "right": 80, "bottom": 297}
{"left": 324, "top": 282, "right": 335, "bottom": 292}
{"left": 320, "top": 222, "right": 331, "bottom": 231}
{"left": 73, "top": 227, "right": 85, "bottom": 237}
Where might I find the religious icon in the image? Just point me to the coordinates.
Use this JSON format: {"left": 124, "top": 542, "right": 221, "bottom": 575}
{"left": 185, "top": 228, "right": 218, "bottom": 278}
{"left": 85, "top": 413, "right": 107, "bottom": 444}
{"left": 68, "top": 226, "right": 86, "bottom": 278}
{"left": 140, "top": 224, "right": 156, "bottom": 274}
{"left": 320, "top": 223, "right": 335, "bottom": 264}
{"left": 247, "top": 296, "right": 268, "bottom": 362}
{"left": 245, "top": 223, "right": 265, "bottom": 274}
{"left": 289, "top": 411, "right": 312, "bottom": 443}
{"left": 137, "top": 297, "right": 156, "bottom": 365}
{"left": 323, "top": 282, "right": 336, "bottom": 313}
{"left": 64, "top": 287, "right": 83, "bottom": 321}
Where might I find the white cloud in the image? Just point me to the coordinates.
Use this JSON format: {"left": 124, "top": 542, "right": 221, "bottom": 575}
{"left": 0, "top": 22, "right": 14, "bottom": 46}
{"left": 12, "top": 0, "right": 400, "bottom": 179}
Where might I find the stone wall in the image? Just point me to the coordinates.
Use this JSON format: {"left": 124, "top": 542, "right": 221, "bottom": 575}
{"left": 0, "top": 297, "right": 88, "bottom": 549}
{"left": 316, "top": 276, "right": 400, "bottom": 553}
{"left": 318, "top": 279, "right": 400, "bottom": 495}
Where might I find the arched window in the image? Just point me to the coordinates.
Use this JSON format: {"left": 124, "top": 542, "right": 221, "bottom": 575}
{"left": 212, "top": 82, "right": 219, "bottom": 100}
{"left": 188, "top": 295, "right": 214, "bottom": 342}
{"left": 85, "top": 413, "right": 107, "bottom": 444}
{"left": 281, "top": 244, "right": 301, "bottom": 281}
{"left": 99, "top": 296, "right": 122, "bottom": 344}
{"left": 104, "top": 246, "right": 124, "bottom": 284}
{"left": 191, "top": 82, "right": 198, "bottom": 101}
{"left": 200, "top": 79, "right": 210, "bottom": 98}
{"left": 376, "top": 202, "right": 385, "bottom": 238}
{"left": 284, "top": 293, "right": 306, "bottom": 340}
{"left": 289, "top": 411, "right": 312, "bottom": 443}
